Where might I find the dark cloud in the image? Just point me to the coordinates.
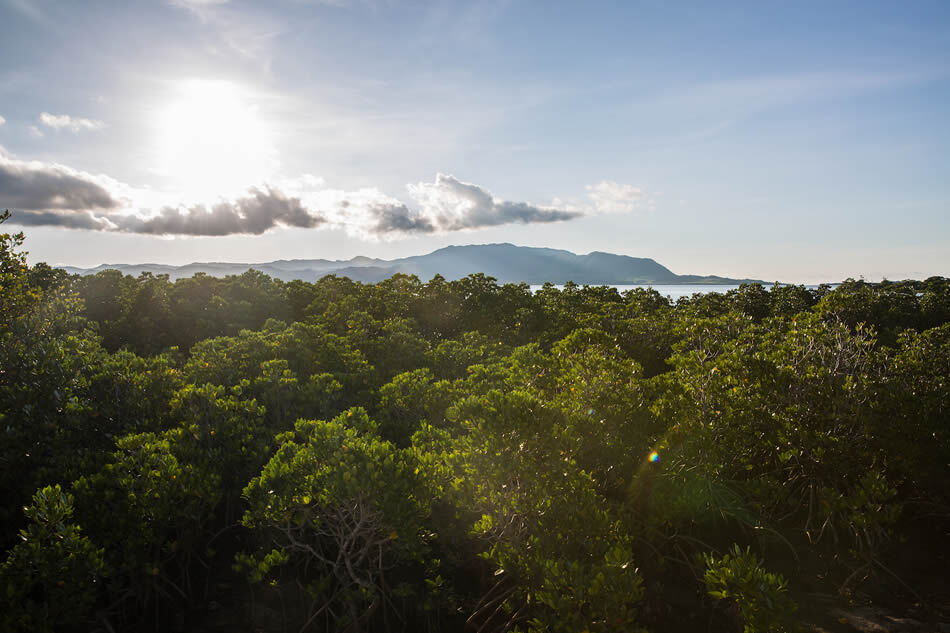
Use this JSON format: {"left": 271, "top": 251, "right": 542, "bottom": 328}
{"left": 0, "top": 156, "right": 119, "bottom": 211}
{"left": 2, "top": 165, "right": 325, "bottom": 235}
{"left": 368, "top": 202, "right": 435, "bottom": 234}
{"left": 8, "top": 210, "right": 112, "bottom": 231}
{"left": 454, "top": 200, "right": 580, "bottom": 229}
{"left": 115, "top": 187, "right": 325, "bottom": 236}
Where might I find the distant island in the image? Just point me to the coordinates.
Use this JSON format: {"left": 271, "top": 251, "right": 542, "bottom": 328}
{"left": 59, "top": 243, "right": 767, "bottom": 285}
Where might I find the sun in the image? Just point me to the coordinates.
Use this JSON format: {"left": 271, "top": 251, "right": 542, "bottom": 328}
{"left": 152, "top": 79, "right": 278, "bottom": 201}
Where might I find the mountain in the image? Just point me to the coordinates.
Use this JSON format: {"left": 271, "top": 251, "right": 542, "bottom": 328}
{"left": 58, "top": 243, "right": 766, "bottom": 285}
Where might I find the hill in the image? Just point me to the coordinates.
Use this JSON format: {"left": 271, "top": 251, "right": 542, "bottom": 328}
{"left": 59, "top": 243, "right": 766, "bottom": 284}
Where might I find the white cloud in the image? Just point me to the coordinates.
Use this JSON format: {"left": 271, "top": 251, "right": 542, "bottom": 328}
{"left": 38, "top": 112, "right": 105, "bottom": 132}
{"left": 301, "top": 187, "right": 434, "bottom": 238}
{"left": 0, "top": 115, "right": 5, "bottom": 126}
{"left": 407, "top": 173, "right": 581, "bottom": 231}
{"left": 585, "top": 180, "right": 646, "bottom": 214}
{"left": 2, "top": 142, "right": 664, "bottom": 239}
{"left": 2, "top": 151, "right": 583, "bottom": 237}
{"left": 29, "top": 125, "right": 44, "bottom": 138}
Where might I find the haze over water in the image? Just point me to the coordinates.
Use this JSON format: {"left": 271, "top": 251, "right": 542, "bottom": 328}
{"left": 530, "top": 284, "right": 835, "bottom": 302}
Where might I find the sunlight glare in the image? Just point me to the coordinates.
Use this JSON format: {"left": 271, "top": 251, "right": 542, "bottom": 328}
{"left": 153, "top": 79, "right": 277, "bottom": 201}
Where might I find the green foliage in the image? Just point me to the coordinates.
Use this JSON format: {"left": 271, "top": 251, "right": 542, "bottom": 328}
{"left": 660, "top": 312, "right": 905, "bottom": 555}
{"left": 0, "top": 210, "right": 38, "bottom": 324}
{"left": 704, "top": 545, "right": 797, "bottom": 633}
{"left": 241, "top": 412, "right": 428, "bottom": 629}
{"left": 0, "top": 258, "right": 109, "bottom": 542}
{"left": 423, "top": 389, "right": 645, "bottom": 631}
{"left": 426, "top": 331, "right": 510, "bottom": 379}
{"left": 376, "top": 368, "right": 461, "bottom": 445}
{"left": 1, "top": 485, "right": 105, "bottom": 633}
{"left": 168, "top": 382, "right": 271, "bottom": 501}
{"left": 1, "top": 222, "right": 948, "bottom": 632}
{"left": 72, "top": 430, "right": 221, "bottom": 619}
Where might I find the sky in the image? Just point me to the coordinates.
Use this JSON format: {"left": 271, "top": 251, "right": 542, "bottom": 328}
{"left": 0, "top": 0, "right": 948, "bottom": 283}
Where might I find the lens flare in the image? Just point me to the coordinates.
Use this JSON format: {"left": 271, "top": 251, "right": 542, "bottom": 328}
{"left": 648, "top": 451, "right": 660, "bottom": 463}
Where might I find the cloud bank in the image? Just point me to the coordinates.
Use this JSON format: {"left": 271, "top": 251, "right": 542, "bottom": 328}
{"left": 307, "top": 174, "right": 582, "bottom": 238}
{"left": 2, "top": 155, "right": 642, "bottom": 238}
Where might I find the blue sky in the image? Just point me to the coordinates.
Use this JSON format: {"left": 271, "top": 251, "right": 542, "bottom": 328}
{"left": 0, "top": 0, "right": 947, "bottom": 282}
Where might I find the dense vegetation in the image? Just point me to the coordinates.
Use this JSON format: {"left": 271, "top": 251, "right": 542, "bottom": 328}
{"left": 2, "top": 212, "right": 948, "bottom": 632}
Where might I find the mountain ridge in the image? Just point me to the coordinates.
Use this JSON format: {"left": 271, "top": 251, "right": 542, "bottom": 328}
{"left": 58, "top": 243, "right": 767, "bottom": 285}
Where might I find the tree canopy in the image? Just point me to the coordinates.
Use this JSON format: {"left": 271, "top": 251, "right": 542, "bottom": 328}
{"left": 2, "top": 214, "right": 948, "bottom": 632}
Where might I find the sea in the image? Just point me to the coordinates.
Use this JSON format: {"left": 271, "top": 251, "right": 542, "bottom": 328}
{"left": 528, "top": 284, "right": 832, "bottom": 302}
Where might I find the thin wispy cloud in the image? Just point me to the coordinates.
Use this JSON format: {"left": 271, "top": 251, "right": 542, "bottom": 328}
{"left": 585, "top": 181, "right": 646, "bottom": 214}
{"left": 0, "top": 115, "right": 5, "bottom": 126}
{"left": 4, "top": 0, "right": 46, "bottom": 22}
{"left": 168, "top": 0, "right": 230, "bottom": 13}
{"left": 649, "top": 70, "right": 939, "bottom": 121}
{"left": 38, "top": 112, "right": 106, "bottom": 132}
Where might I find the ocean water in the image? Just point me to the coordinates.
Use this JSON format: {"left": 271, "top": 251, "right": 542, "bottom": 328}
{"left": 528, "top": 284, "right": 831, "bottom": 302}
